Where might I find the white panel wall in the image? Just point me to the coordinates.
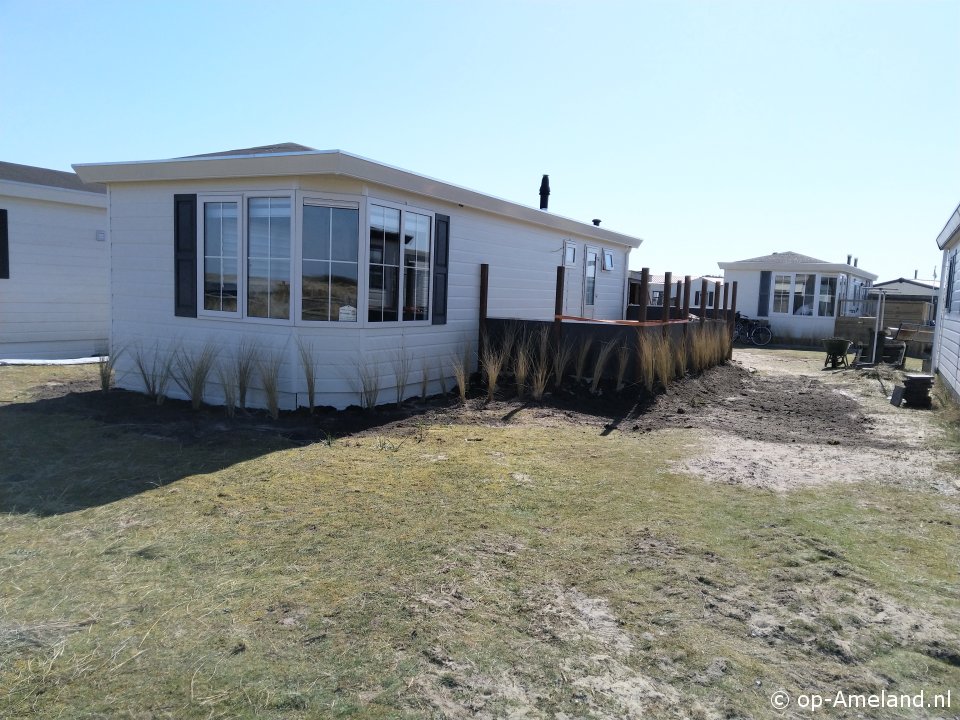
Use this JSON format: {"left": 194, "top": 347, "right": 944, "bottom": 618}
{"left": 0, "top": 188, "right": 108, "bottom": 358}
{"left": 107, "top": 177, "right": 633, "bottom": 409}
{"left": 934, "top": 246, "right": 960, "bottom": 398}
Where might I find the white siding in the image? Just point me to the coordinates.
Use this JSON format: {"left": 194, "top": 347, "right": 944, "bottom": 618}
{"left": 934, "top": 245, "right": 960, "bottom": 398}
{"left": 0, "top": 186, "right": 108, "bottom": 358}
{"left": 107, "top": 178, "right": 633, "bottom": 410}
{"left": 724, "top": 268, "right": 836, "bottom": 341}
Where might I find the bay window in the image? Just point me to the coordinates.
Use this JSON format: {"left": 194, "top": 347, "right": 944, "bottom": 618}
{"left": 792, "top": 273, "right": 816, "bottom": 315}
{"left": 772, "top": 274, "right": 791, "bottom": 313}
{"left": 195, "top": 194, "right": 433, "bottom": 325}
{"left": 770, "top": 272, "right": 840, "bottom": 317}
{"left": 818, "top": 276, "right": 837, "bottom": 317}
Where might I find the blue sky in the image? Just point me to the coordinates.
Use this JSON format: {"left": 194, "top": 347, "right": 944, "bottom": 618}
{"left": 1, "top": 0, "right": 957, "bottom": 282}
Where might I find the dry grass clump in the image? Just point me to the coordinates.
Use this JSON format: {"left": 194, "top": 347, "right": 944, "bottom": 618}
{"left": 132, "top": 341, "right": 175, "bottom": 405}
{"left": 391, "top": 343, "right": 412, "bottom": 407}
{"left": 635, "top": 331, "right": 657, "bottom": 393}
{"left": 672, "top": 336, "right": 688, "bottom": 380}
{"left": 173, "top": 342, "right": 218, "bottom": 410}
{"left": 296, "top": 337, "right": 318, "bottom": 414}
{"left": 615, "top": 342, "right": 631, "bottom": 392}
{"left": 688, "top": 323, "right": 731, "bottom": 373}
{"left": 590, "top": 341, "right": 616, "bottom": 394}
{"left": 512, "top": 335, "right": 531, "bottom": 399}
{"left": 480, "top": 336, "right": 509, "bottom": 402}
{"left": 450, "top": 341, "right": 471, "bottom": 404}
{"left": 420, "top": 356, "right": 430, "bottom": 401}
{"left": 653, "top": 334, "right": 674, "bottom": 391}
{"left": 573, "top": 337, "right": 593, "bottom": 384}
{"left": 552, "top": 340, "right": 574, "bottom": 389}
{"left": 355, "top": 356, "right": 381, "bottom": 411}
{"left": 96, "top": 344, "right": 124, "bottom": 393}
{"left": 234, "top": 338, "right": 261, "bottom": 411}
{"left": 216, "top": 360, "right": 239, "bottom": 418}
{"left": 258, "top": 350, "right": 284, "bottom": 419}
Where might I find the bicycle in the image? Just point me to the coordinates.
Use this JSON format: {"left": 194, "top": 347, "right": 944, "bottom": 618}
{"left": 733, "top": 314, "right": 773, "bottom": 346}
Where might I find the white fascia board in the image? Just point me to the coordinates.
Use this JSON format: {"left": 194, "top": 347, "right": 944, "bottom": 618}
{"left": 0, "top": 179, "right": 107, "bottom": 209}
{"left": 717, "top": 260, "right": 878, "bottom": 281}
{"left": 73, "top": 150, "right": 643, "bottom": 248}
{"left": 936, "top": 201, "right": 960, "bottom": 250}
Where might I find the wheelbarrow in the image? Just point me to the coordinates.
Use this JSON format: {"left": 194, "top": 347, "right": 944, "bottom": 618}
{"left": 822, "top": 337, "right": 853, "bottom": 369}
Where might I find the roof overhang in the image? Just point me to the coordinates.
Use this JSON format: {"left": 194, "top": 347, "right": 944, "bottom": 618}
{"left": 74, "top": 149, "right": 643, "bottom": 249}
{"left": 717, "top": 260, "right": 878, "bottom": 281}
{"left": 0, "top": 178, "right": 107, "bottom": 209}
{"left": 936, "top": 201, "right": 960, "bottom": 250}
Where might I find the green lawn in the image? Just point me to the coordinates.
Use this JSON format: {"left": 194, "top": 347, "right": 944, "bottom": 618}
{"left": 1, "top": 364, "right": 958, "bottom": 719}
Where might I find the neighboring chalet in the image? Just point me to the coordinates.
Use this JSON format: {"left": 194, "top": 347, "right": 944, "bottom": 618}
{"left": 74, "top": 144, "right": 643, "bottom": 410}
{"left": 626, "top": 271, "right": 724, "bottom": 307}
{"left": 933, "top": 201, "right": 960, "bottom": 399}
{"left": 718, "top": 251, "right": 878, "bottom": 341}
{"left": 0, "top": 161, "right": 108, "bottom": 359}
{"left": 873, "top": 275, "right": 940, "bottom": 327}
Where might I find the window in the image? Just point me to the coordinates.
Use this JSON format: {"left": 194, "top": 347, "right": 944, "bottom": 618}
{"left": 564, "top": 241, "right": 577, "bottom": 267}
{"left": 651, "top": 290, "right": 663, "bottom": 306}
{"left": 793, "top": 273, "right": 816, "bottom": 315}
{"left": 302, "top": 204, "right": 359, "bottom": 322}
{"left": 584, "top": 248, "right": 598, "bottom": 306}
{"left": 947, "top": 253, "right": 956, "bottom": 313}
{"left": 772, "top": 274, "right": 791, "bottom": 313}
{"left": 202, "top": 200, "right": 239, "bottom": 313}
{"left": 247, "top": 197, "right": 291, "bottom": 319}
{"left": 368, "top": 204, "right": 431, "bottom": 323}
{"left": 602, "top": 249, "right": 614, "bottom": 271}
{"left": 818, "top": 276, "right": 837, "bottom": 317}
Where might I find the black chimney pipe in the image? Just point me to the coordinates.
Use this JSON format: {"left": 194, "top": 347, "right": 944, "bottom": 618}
{"left": 539, "top": 175, "right": 550, "bottom": 210}
{"left": 592, "top": 219, "right": 601, "bottom": 226}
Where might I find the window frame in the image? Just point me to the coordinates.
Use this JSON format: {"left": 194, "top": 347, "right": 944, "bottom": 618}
{"left": 297, "top": 194, "right": 363, "bottom": 326}
{"left": 601, "top": 248, "right": 614, "bottom": 272}
{"left": 197, "top": 194, "right": 243, "bottom": 320}
{"left": 563, "top": 240, "right": 578, "bottom": 267}
{"left": 365, "top": 198, "right": 434, "bottom": 326}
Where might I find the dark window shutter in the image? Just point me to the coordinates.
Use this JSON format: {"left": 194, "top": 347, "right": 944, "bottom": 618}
{"left": 947, "top": 253, "right": 956, "bottom": 313}
{"left": 432, "top": 213, "right": 450, "bottom": 325}
{"left": 174, "top": 194, "right": 198, "bottom": 317}
{"left": 0, "top": 209, "right": 8, "bottom": 279}
{"left": 757, "top": 271, "right": 771, "bottom": 317}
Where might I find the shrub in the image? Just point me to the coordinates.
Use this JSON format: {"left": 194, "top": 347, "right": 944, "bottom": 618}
{"left": 355, "top": 357, "right": 381, "bottom": 411}
{"left": 173, "top": 342, "right": 218, "bottom": 410}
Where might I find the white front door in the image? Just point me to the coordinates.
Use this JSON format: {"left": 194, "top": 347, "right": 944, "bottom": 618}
{"left": 583, "top": 246, "right": 598, "bottom": 318}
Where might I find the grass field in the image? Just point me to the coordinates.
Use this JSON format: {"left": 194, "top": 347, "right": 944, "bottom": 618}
{"left": 1, "top": 363, "right": 958, "bottom": 718}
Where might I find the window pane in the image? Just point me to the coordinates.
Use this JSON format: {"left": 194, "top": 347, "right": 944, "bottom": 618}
{"left": 303, "top": 205, "right": 331, "bottom": 261}
{"left": 585, "top": 251, "right": 597, "bottom": 305}
{"left": 772, "top": 274, "right": 791, "bottom": 313}
{"left": 302, "top": 259, "right": 330, "bottom": 321}
{"left": 248, "top": 198, "right": 290, "bottom": 319}
{"left": 331, "top": 208, "right": 359, "bottom": 262}
{"left": 330, "top": 261, "right": 358, "bottom": 321}
{"left": 203, "top": 201, "right": 238, "bottom": 312}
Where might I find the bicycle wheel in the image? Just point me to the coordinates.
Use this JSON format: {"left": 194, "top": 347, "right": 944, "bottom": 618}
{"left": 751, "top": 325, "right": 772, "bottom": 346}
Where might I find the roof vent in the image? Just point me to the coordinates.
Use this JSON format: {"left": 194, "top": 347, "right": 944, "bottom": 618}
{"left": 592, "top": 219, "right": 601, "bottom": 227}
{"left": 854, "top": 257, "right": 858, "bottom": 267}
{"left": 539, "top": 175, "right": 550, "bottom": 210}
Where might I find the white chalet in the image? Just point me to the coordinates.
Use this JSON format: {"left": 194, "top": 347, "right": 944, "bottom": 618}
{"left": 0, "top": 161, "right": 108, "bottom": 359}
{"left": 75, "top": 144, "right": 643, "bottom": 410}
{"left": 934, "top": 201, "right": 960, "bottom": 399}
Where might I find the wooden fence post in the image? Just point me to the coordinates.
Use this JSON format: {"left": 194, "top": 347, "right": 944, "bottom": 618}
{"left": 662, "top": 271, "right": 672, "bottom": 334}
{"left": 729, "top": 281, "right": 738, "bottom": 359}
{"left": 699, "top": 278, "right": 708, "bottom": 323}
{"left": 553, "top": 265, "right": 564, "bottom": 350}
{"left": 479, "top": 263, "right": 489, "bottom": 349}
{"left": 638, "top": 268, "right": 649, "bottom": 322}
{"left": 682, "top": 276, "right": 692, "bottom": 337}
{"left": 712, "top": 280, "right": 721, "bottom": 320}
